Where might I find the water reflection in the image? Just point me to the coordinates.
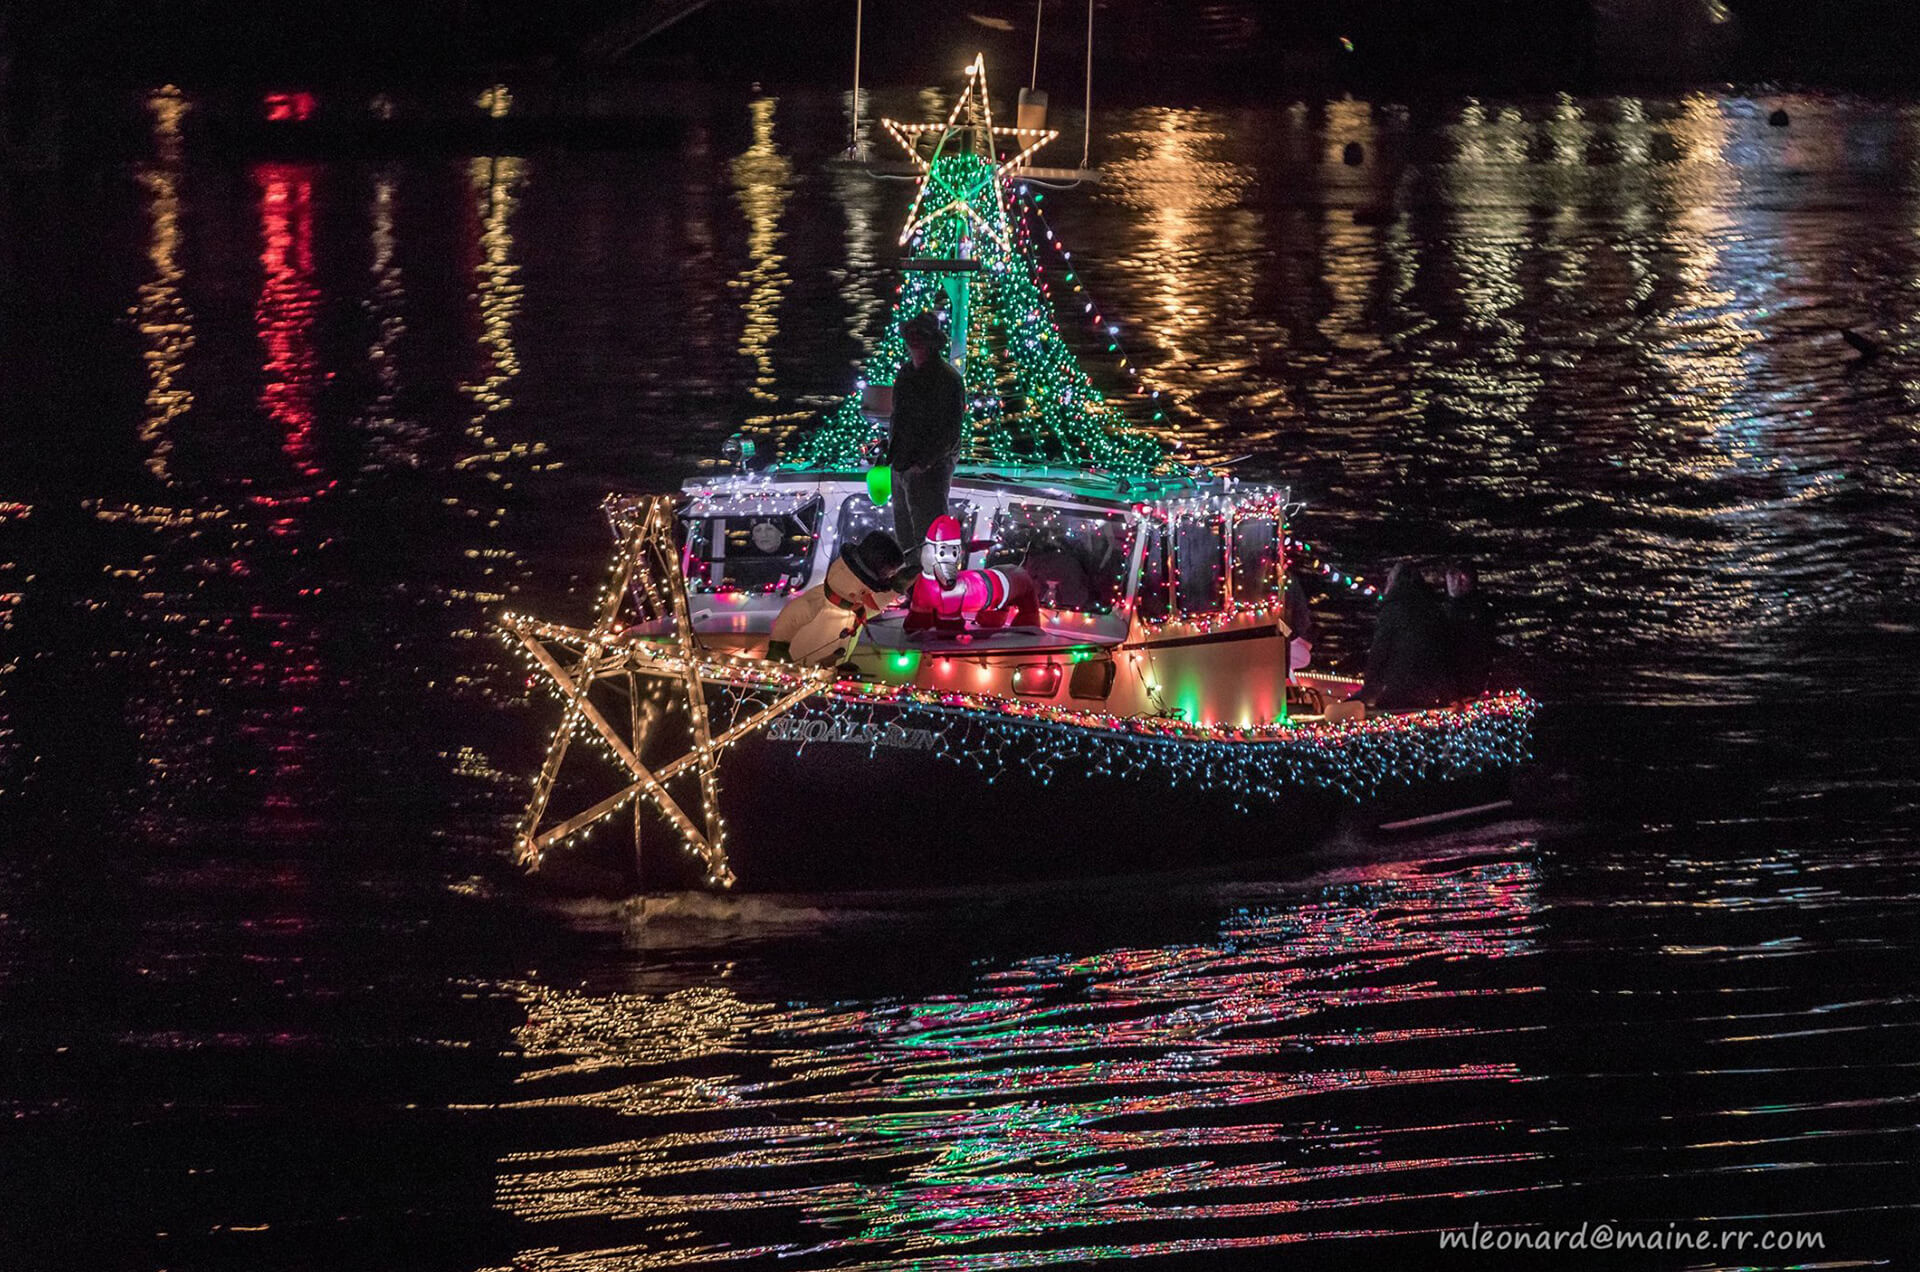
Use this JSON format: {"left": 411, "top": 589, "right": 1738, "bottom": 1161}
{"left": 464, "top": 152, "right": 527, "bottom": 428}
{"left": 134, "top": 86, "right": 193, "bottom": 487}
{"left": 0, "top": 501, "right": 25, "bottom": 776}
{"left": 492, "top": 849, "right": 1542, "bottom": 1264}
{"left": 254, "top": 161, "right": 330, "bottom": 500}
{"left": 1099, "top": 108, "right": 1255, "bottom": 459}
{"left": 1103, "top": 109, "right": 1250, "bottom": 370}
{"left": 450, "top": 148, "right": 532, "bottom": 628}
{"left": 730, "top": 97, "right": 794, "bottom": 408}
{"left": 357, "top": 168, "right": 419, "bottom": 471}
{"left": 830, "top": 116, "right": 885, "bottom": 412}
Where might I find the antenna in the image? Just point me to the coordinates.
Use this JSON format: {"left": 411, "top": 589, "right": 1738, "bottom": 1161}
{"left": 1031, "top": 0, "right": 1044, "bottom": 88}
{"left": 848, "top": 0, "right": 865, "bottom": 157}
{"left": 1082, "top": 0, "right": 1093, "bottom": 169}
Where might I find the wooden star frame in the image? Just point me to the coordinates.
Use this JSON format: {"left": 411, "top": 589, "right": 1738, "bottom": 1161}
{"left": 884, "top": 54, "right": 1060, "bottom": 248}
{"left": 499, "top": 497, "right": 834, "bottom": 889}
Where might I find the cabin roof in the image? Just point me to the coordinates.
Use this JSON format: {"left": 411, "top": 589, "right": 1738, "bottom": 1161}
{"left": 676, "top": 463, "right": 1284, "bottom": 513}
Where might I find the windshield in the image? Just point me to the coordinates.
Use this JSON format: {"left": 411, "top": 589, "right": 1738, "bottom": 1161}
{"left": 681, "top": 497, "right": 823, "bottom": 595}
{"left": 836, "top": 495, "right": 978, "bottom": 553}
{"left": 985, "top": 502, "right": 1135, "bottom": 614}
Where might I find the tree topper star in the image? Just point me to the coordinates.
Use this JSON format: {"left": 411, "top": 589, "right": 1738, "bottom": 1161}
{"left": 883, "top": 55, "right": 1060, "bottom": 247}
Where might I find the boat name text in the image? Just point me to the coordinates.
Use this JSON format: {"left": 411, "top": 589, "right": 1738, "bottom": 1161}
{"left": 769, "top": 716, "right": 940, "bottom": 751}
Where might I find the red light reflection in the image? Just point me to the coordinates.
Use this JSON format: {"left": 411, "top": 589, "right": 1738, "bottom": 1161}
{"left": 252, "top": 163, "right": 335, "bottom": 505}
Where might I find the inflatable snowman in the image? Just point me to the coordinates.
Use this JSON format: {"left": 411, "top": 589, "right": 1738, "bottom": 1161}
{"left": 769, "top": 532, "right": 906, "bottom": 666}
{"left": 905, "top": 515, "right": 1040, "bottom": 634}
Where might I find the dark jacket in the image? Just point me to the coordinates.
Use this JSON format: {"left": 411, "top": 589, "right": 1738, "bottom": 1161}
{"left": 888, "top": 356, "right": 966, "bottom": 469}
{"left": 1361, "top": 574, "right": 1456, "bottom": 710}
{"left": 1442, "top": 591, "right": 1496, "bottom": 698}
{"left": 1281, "top": 577, "right": 1313, "bottom": 645}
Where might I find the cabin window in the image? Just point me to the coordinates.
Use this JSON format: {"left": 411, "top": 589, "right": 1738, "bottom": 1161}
{"left": 1231, "top": 515, "right": 1283, "bottom": 607}
{"left": 681, "top": 496, "right": 823, "bottom": 595}
{"left": 1174, "top": 515, "right": 1228, "bottom": 615}
{"left": 1135, "top": 522, "right": 1170, "bottom": 621}
{"left": 836, "top": 495, "right": 976, "bottom": 555}
{"left": 985, "top": 503, "right": 1134, "bottom": 613}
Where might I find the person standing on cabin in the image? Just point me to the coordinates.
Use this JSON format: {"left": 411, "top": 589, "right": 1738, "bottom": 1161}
{"left": 1442, "top": 560, "right": 1496, "bottom": 698}
{"left": 885, "top": 311, "right": 966, "bottom": 566}
{"left": 1357, "top": 560, "right": 1455, "bottom": 710}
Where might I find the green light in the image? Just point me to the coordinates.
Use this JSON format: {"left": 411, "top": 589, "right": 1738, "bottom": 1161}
{"left": 887, "top": 651, "right": 922, "bottom": 675}
{"left": 1068, "top": 647, "right": 1093, "bottom": 663}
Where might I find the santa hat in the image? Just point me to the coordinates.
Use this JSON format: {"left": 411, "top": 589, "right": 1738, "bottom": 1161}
{"left": 924, "top": 515, "right": 964, "bottom": 546}
{"left": 921, "top": 514, "right": 994, "bottom": 555}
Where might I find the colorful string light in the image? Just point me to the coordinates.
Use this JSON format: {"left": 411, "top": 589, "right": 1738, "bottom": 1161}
{"left": 1286, "top": 535, "right": 1382, "bottom": 600}
{"left": 736, "top": 680, "right": 1532, "bottom": 807}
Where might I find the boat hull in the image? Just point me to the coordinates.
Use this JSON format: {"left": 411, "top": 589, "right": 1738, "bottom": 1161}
{"left": 549, "top": 694, "right": 1526, "bottom": 895}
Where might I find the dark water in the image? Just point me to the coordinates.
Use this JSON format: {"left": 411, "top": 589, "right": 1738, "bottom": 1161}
{"left": 4, "top": 83, "right": 1920, "bottom": 1269}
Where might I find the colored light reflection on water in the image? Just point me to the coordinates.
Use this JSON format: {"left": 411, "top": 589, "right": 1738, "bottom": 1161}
{"left": 487, "top": 850, "right": 1545, "bottom": 1263}
{"left": 254, "top": 161, "right": 330, "bottom": 498}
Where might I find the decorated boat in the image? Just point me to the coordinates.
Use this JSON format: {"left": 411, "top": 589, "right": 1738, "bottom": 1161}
{"left": 497, "top": 60, "right": 1533, "bottom": 893}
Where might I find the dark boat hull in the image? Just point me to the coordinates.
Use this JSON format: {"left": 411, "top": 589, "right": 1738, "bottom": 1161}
{"left": 549, "top": 696, "right": 1523, "bottom": 895}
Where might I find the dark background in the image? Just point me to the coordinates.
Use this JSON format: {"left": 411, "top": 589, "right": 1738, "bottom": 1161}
{"left": 5, "top": 4, "right": 1920, "bottom": 1271}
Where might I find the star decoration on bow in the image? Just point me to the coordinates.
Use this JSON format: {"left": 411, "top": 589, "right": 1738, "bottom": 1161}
{"left": 883, "top": 54, "right": 1060, "bottom": 247}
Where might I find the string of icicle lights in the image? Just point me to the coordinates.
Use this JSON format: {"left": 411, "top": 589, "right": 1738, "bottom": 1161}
{"left": 726, "top": 683, "right": 1533, "bottom": 806}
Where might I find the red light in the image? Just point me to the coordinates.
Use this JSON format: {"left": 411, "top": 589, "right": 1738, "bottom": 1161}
{"left": 1012, "top": 662, "right": 1062, "bottom": 698}
{"left": 264, "top": 92, "right": 315, "bottom": 122}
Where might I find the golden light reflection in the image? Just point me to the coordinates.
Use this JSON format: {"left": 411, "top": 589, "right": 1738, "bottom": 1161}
{"left": 1432, "top": 101, "right": 1543, "bottom": 423}
{"left": 1641, "top": 94, "right": 1765, "bottom": 470}
{"left": 1543, "top": 93, "right": 1591, "bottom": 166}
{"left": 729, "top": 96, "right": 793, "bottom": 405}
{"left": 1318, "top": 101, "right": 1384, "bottom": 357}
{"left": 477, "top": 84, "right": 512, "bottom": 119}
{"left": 1096, "top": 108, "right": 1256, "bottom": 464}
{"left": 463, "top": 154, "right": 526, "bottom": 421}
{"left": 134, "top": 86, "right": 193, "bottom": 486}
{"left": 1640, "top": 95, "right": 1821, "bottom": 641}
{"left": 450, "top": 146, "right": 537, "bottom": 658}
{"left": 1103, "top": 109, "right": 1251, "bottom": 371}
{"left": 1662, "top": 93, "right": 1752, "bottom": 426}
{"left": 1616, "top": 96, "right": 1650, "bottom": 165}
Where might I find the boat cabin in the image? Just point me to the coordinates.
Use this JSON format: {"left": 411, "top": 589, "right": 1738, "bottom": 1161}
{"left": 609, "top": 462, "right": 1306, "bottom": 728}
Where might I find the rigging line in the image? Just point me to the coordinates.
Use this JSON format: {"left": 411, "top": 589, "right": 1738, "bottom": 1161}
{"left": 848, "top": 0, "right": 864, "bottom": 154}
{"left": 1031, "top": 0, "right": 1044, "bottom": 89}
{"left": 1082, "top": 0, "right": 1093, "bottom": 169}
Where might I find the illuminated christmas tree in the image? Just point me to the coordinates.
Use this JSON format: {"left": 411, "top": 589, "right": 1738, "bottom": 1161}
{"left": 796, "top": 58, "right": 1170, "bottom": 477}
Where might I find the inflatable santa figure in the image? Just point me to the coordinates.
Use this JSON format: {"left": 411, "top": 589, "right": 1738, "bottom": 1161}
{"left": 769, "top": 532, "right": 906, "bottom": 665}
{"left": 905, "top": 515, "right": 1040, "bottom": 634}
